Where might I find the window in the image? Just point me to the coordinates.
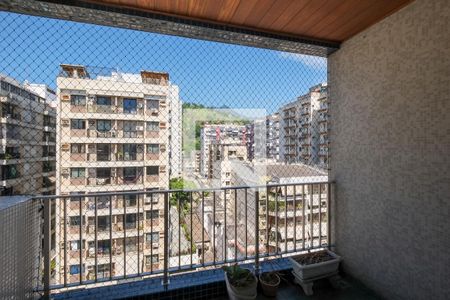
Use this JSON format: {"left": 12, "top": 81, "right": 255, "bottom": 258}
{"left": 146, "top": 121, "right": 159, "bottom": 131}
{"left": 1, "top": 80, "right": 9, "bottom": 91}
{"left": 96, "top": 168, "right": 111, "bottom": 178}
{"left": 123, "top": 144, "right": 137, "bottom": 160}
{"left": 71, "top": 119, "right": 85, "bottom": 129}
{"left": 145, "top": 232, "right": 159, "bottom": 243}
{"left": 146, "top": 144, "right": 159, "bottom": 154}
{"left": 123, "top": 98, "right": 137, "bottom": 113}
{"left": 71, "top": 168, "right": 85, "bottom": 178}
{"left": 69, "top": 216, "right": 82, "bottom": 226}
{"left": 97, "top": 120, "right": 111, "bottom": 132}
{"left": 145, "top": 255, "right": 159, "bottom": 265}
{"left": 146, "top": 210, "right": 159, "bottom": 219}
{"left": 123, "top": 121, "right": 137, "bottom": 132}
{"left": 96, "top": 144, "right": 110, "bottom": 161}
{"left": 70, "top": 240, "right": 81, "bottom": 250}
{"left": 123, "top": 167, "right": 138, "bottom": 180}
{"left": 69, "top": 191, "right": 85, "bottom": 202}
{"left": 146, "top": 166, "right": 159, "bottom": 176}
{"left": 70, "top": 144, "right": 85, "bottom": 153}
{"left": 69, "top": 264, "right": 85, "bottom": 275}
{"left": 96, "top": 96, "right": 111, "bottom": 106}
{"left": 123, "top": 194, "right": 137, "bottom": 207}
{"left": 70, "top": 94, "right": 86, "bottom": 106}
{"left": 146, "top": 99, "right": 159, "bottom": 110}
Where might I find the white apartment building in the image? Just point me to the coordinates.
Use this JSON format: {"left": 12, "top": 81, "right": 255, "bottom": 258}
{"left": 279, "top": 83, "right": 328, "bottom": 168}
{"left": 55, "top": 64, "right": 181, "bottom": 283}
{"left": 0, "top": 75, "right": 57, "bottom": 196}
{"left": 266, "top": 113, "right": 280, "bottom": 162}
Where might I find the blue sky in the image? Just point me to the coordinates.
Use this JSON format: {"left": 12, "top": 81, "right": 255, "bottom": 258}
{"left": 0, "top": 12, "right": 326, "bottom": 113}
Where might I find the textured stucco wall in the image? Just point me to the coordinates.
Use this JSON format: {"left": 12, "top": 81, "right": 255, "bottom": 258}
{"left": 328, "top": 0, "right": 450, "bottom": 299}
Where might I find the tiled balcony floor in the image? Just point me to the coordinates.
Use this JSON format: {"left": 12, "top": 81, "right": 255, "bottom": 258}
{"left": 215, "top": 274, "right": 381, "bottom": 300}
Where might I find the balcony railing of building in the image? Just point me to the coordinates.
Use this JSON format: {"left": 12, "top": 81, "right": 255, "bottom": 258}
{"left": 35, "top": 181, "right": 333, "bottom": 298}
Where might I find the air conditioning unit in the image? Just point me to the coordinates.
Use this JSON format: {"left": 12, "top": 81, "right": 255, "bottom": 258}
{"left": 111, "top": 168, "right": 117, "bottom": 177}
{"left": 160, "top": 144, "right": 166, "bottom": 152}
{"left": 152, "top": 242, "right": 159, "bottom": 248}
{"left": 61, "top": 168, "right": 70, "bottom": 175}
{"left": 61, "top": 144, "right": 70, "bottom": 151}
{"left": 60, "top": 94, "right": 70, "bottom": 101}
{"left": 160, "top": 166, "right": 166, "bottom": 173}
{"left": 159, "top": 122, "right": 166, "bottom": 129}
{"left": 138, "top": 103, "right": 144, "bottom": 109}
{"left": 136, "top": 126, "right": 144, "bottom": 131}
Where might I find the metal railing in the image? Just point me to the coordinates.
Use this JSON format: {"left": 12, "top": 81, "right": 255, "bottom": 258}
{"left": 37, "top": 181, "right": 333, "bottom": 297}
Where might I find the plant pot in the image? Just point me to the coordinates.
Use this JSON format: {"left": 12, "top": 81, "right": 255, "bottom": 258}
{"left": 289, "top": 250, "right": 341, "bottom": 281}
{"left": 225, "top": 271, "right": 257, "bottom": 300}
{"left": 259, "top": 273, "right": 280, "bottom": 297}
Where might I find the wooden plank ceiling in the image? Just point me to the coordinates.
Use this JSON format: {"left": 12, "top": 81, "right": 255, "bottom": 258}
{"left": 84, "top": 0, "right": 413, "bottom": 43}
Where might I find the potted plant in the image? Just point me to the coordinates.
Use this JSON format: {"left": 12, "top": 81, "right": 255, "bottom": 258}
{"left": 259, "top": 271, "right": 281, "bottom": 297}
{"left": 223, "top": 264, "right": 257, "bottom": 300}
{"left": 289, "top": 250, "right": 342, "bottom": 295}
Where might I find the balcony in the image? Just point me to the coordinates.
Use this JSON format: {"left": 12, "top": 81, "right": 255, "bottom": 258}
{"left": 0, "top": 0, "right": 446, "bottom": 299}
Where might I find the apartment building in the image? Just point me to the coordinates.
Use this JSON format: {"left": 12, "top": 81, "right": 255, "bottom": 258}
{"left": 279, "top": 83, "right": 328, "bottom": 168}
{"left": 199, "top": 124, "right": 247, "bottom": 178}
{"left": 0, "top": 75, "right": 57, "bottom": 196}
{"left": 266, "top": 113, "right": 280, "bottom": 162}
{"left": 55, "top": 64, "right": 181, "bottom": 283}
{"left": 230, "top": 163, "right": 328, "bottom": 254}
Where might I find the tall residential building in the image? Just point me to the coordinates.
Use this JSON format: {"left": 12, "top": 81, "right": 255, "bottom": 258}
{"left": 0, "top": 75, "right": 57, "bottom": 196}
{"left": 266, "top": 113, "right": 280, "bottom": 162}
{"left": 199, "top": 124, "right": 246, "bottom": 178}
{"left": 279, "top": 83, "right": 328, "bottom": 168}
{"left": 55, "top": 64, "right": 181, "bottom": 283}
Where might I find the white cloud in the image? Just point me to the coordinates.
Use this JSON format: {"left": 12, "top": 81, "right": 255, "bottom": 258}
{"left": 278, "top": 52, "right": 327, "bottom": 69}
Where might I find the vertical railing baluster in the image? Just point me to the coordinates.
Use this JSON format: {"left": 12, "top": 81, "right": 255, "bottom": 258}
{"left": 109, "top": 196, "right": 113, "bottom": 280}
{"left": 224, "top": 190, "right": 227, "bottom": 263}
{"left": 265, "top": 186, "right": 269, "bottom": 257}
{"left": 284, "top": 185, "right": 288, "bottom": 254}
{"left": 213, "top": 191, "right": 216, "bottom": 265}
{"left": 327, "top": 183, "right": 331, "bottom": 248}
{"left": 162, "top": 192, "right": 169, "bottom": 287}
{"left": 177, "top": 192, "right": 180, "bottom": 269}
{"left": 319, "top": 184, "right": 322, "bottom": 247}
{"left": 254, "top": 190, "right": 260, "bottom": 275}
{"left": 79, "top": 195, "right": 83, "bottom": 285}
{"left": 43, "top": 198, "right": 51, "bottom": 299}
{"left": 123, "top": 195, "right": 127, "bottom": 278}
{"left": 201, "top": 191, "right": 205, "bottom": 266}
{"left": 190, "top": 191, "right": 193, "bottom": 267}
{"left": 234, "top": 189, "right": 237, "bottom": 262}
{"left": 94, "top": 196, "right": 98, "bottom": 282}
{"left": 293, "top": 185, "right": 297, "bottom": 252}
{"left": 310, "top": 184, "right": 314, "bottom": 249}
{"left": 275, "top": 187, "right": 278, "bottom": 255}
{"left": 151, "top": 192, "right": 154, "bottom": 273}
{"left": 63, "top": 197, "right": 67, "bottom": 287}
{"left": 302, "top": 185, "right": 305, "bottom": 250}
{"left": 137, "top": 193, "right": 140, "bottom": 276}
{"left": 244, "top": 187, "right": 248, "bottom": 260}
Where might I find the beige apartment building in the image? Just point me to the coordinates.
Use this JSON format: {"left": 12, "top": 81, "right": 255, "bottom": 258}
{"left": 280, "top": 83, "right": 329, "bottom": 168}
{"left": 0, "top": 75, "right": 57, "bottom": 196}
{"left": 55, "top": 64, "right": 181, "bottom": 283}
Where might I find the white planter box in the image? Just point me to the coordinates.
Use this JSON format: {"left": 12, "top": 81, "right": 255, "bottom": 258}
{"left": 289, "top": 250, "right": 341, "bottom": 281}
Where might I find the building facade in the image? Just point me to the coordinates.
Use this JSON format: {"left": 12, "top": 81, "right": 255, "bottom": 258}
{"left": 55, "top": 64, "right": 181, "bottom": 283}
{"left": 279, "top": 83, "right": 328, "bottom": 168}
{"left": 266, "top": 113, "right": 280, "bottom": 162}
{"left": 0, "top": 75, "right": 57, "bottom": 196}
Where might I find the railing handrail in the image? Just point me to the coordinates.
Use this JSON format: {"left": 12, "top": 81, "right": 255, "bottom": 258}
{"left": 32, "top": 181, "right": 334, "bottom": 200}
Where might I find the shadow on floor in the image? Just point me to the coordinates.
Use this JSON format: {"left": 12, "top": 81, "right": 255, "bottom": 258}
{"left": 216, "top": 273, "right": 381, "bottom": 300}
